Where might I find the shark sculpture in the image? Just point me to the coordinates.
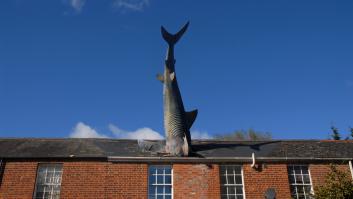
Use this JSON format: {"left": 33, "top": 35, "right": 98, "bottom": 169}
{"left": 157, "top": 22, "right": 198, "bottom": 157}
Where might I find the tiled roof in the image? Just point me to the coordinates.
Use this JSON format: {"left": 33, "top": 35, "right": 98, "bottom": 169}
{"left": 0, "top": 138, "right": 352, "bottom": 162}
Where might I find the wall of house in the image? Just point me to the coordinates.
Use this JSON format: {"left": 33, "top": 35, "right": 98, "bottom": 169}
{"left": 0, "top": 161, "right": 37, "bottom": 199}
{"left": 173, "top": 164, "right": 221, "bottom": 199}
{"left": 0, "top": 160, "right": 352, "bottom": 199}
{"left": 243, "top": 163, "right": 292, "bottom": 199}
{"left": 60, "top": 162, "right": 148, "bottom": 199}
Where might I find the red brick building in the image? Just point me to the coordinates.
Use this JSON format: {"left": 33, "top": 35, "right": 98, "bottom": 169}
{"left": 0, "top": 138, "right": 352, "bottom": 199}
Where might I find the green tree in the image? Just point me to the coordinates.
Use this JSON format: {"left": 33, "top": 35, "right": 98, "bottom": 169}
{"left": 350, "top": 127, "right": 353, "bottom": 139}
{"left": 331, "top": 126, "right": 341, "bottom": 140}
{"left": 216, "top": 129, "right": 272, "bottom": 141}
{"left": 315, "top": 164, "right": 353, "bottom": 199}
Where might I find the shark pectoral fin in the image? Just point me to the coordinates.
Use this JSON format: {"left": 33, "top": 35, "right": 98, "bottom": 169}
{"left": 182, "top": 136, "right": 189, "bottom": 156}
{"left": 156, "top": 74, "right": 164, "bottom": 83}
{"left": 170, "top": 72, "right": 175, "bottom": 81}
{"left": 185, "top": 109, "right": 198, "bottom": 129}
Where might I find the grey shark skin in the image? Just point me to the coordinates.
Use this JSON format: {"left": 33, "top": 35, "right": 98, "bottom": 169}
{"left": 157, "top": 22, "right": 198, "bottom": 157}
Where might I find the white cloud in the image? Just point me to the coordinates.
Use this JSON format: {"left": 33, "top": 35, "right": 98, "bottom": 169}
{"left": 109, "top": 124, "right": 163, "bottom": 140}
{"left": 65, "top": 0, "right": 85, "bottom": 13}
{"left": 69, "top": 122, "right": 210, "bottom": 140}
{"left": 113, "top": 0, "right": 149, "bottom": 12}
{"left": 191, "top": 130, "right": 213, "bottom": 139}
{"left": 69, "top": 122, "right": 108, "bottom": 138}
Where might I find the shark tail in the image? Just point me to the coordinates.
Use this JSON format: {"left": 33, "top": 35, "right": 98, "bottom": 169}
{"left": 161, "top": 21, "right": 189, "bottom": 46}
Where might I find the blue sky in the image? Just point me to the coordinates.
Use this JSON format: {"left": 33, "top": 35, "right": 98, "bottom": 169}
{"left": 0, "top": 0, "right": 353, "bottom": 139}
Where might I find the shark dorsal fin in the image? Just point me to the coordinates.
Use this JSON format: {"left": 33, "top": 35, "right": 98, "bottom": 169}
{"left": 185, "top": 109, "right": 198, "bottom": 129}
{"left": 170, "top": 72, "right": 175, "bottom": 81}
{"left": 156, "top": 74, "right": 164, "bottom": 83}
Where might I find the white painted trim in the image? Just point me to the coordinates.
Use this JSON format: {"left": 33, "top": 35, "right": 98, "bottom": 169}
{"left": 349, "top": 161, "right": 353, "bottom": 180}
{"left": 308, "top": 165, "right": 315, "bottom": 196}
{"left": 241, "top": 165, "right": 246, "bottom": 199}
{"left": 251, "top": 153, "right": 256, "bottom": 168}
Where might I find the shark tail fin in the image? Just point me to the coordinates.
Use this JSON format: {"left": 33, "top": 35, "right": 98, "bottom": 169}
{"left": 161, "top": 21, "right": 189, "bottom": 46}
{"left": 185, "top": 109, "right": 198, "bottom": 129}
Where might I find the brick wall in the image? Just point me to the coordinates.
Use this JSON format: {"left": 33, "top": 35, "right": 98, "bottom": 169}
{"left": 243, "top": 163, "right": 292, "bottom": 199}
{"left": 106, "top": 163, "right": 148, "bottom": 199}
{"left": 0, "top": 160, "right": 352, "bottom": 199}
{"left": 309, "top": 163, "right": 351, "bottom": 192}
{"left": 60, "top": 162, "right": 148, "bottom": 199}
{"left": 0, "top": 161, "right": 37, "bottom": 199}
{"left": 173, "top": 164, "right": 220, "bottom": 199}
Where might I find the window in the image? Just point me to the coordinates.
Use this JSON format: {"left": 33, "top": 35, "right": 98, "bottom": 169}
{"left": 220, "top": 165, "right": 245, "bottom": 199}
{"left": 288, "top": 165, "right": 313, "bottom": 199}
{"left": 148, "top": 165, "right": 172, "bottom": 199}
{"left": 33, "top": 164, "right": 63, "bottom": 199}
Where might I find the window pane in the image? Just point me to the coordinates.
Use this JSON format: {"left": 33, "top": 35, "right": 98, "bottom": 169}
{"left": 295, "top": 175, "right": 303, "bottom": 183}
{"left": 235, "top": 175, "right": 242, "bottom": 184}
{"left": 157, "top": 168, "right": 164, "bottom": 174}
{"left": 220, "top": 166, "right": 227, "bottom": 175}
{"left": 227, "top": 175, "right": 235, "bottom": 184}
{"left": 304, "top": 185, "right": 312, "bottom": 194}
{"left": 303, "top": 175, "right": 310, "bottom": 184}
{"left": 228, "top": 195, "right": 236, "bottom": 199}
{"left": 157, "top": 186, "right": 163, "bottom": 194}
{"left": 288, "top": 174, "right": 295, "bottom": 183}
{"left": 165, "top": 167, "right": 171, "bottom": 174}
{"left": 221, "top": 195, "right": 228, "bottom": 199}
{"left": 301, "top": 166, "right": 309, "bottom": 174}
{"left": 220, "top": 175, "right": 227, "bottom": 185}
{"left": 149, "top": 167, "right": 155, "bottom": 173}
{"left": 165, "top": 175, "right": 171, "bottom": 184}
{"left": 221, "top": 186, "right": 227, "bottom": 194}
{"left": 290, "top": 185, "right": 297, "bottom": 196}
{"left": 157, "top": 175, "right": 164, "bottom": 184}
{"left": 228, "top": 186, "right": 235, "bottom": 195}
{"left": 165, "top": 185, "right": 171, "bottom": 194}
{"left": 236, "top": 186, "right": 243, "bottom": 194}
{"left": 233, "top": 166, "right": 241, "bottom": 174}
{"left": 149, "top": 186, "right": 155, "bottom": 195}
{"left": 149, "top": 174, "right": 156, "bottom": 184}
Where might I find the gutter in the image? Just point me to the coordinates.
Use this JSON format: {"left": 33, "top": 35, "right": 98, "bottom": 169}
{"left": 107, "top": 156, "right": 353, "bottom": 163}
{"left": 349, "top": 161, "right": 353, "bottom": 180}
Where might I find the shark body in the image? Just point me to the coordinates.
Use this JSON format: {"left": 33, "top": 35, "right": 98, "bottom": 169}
{"left": 157, "top": 22, "right": 197, "bottom": 156}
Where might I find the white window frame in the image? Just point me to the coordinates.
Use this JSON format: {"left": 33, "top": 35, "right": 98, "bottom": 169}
{"left": 148, "top": 165, "right": 173, "bottom": 199}
{"left": 219, "top": 165, "right": 246, "bottom": 199}
{"left": 287, "top": 165, "right": 314, "bottom": 199}
{"left": 33, "top": 163, "right": 63, "bottom": 199}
